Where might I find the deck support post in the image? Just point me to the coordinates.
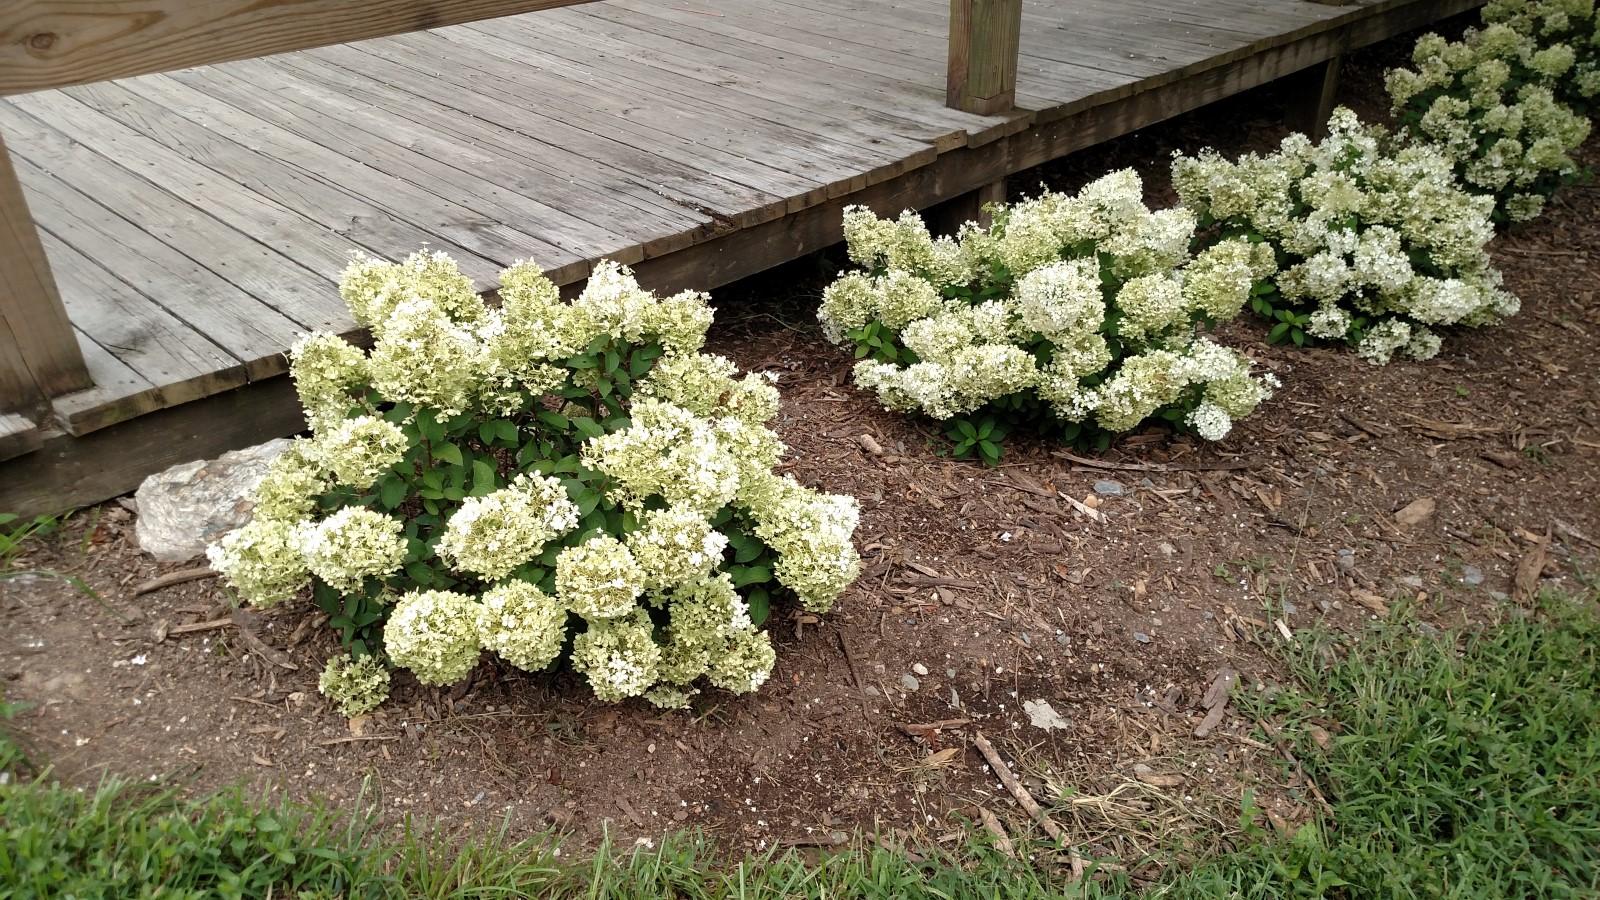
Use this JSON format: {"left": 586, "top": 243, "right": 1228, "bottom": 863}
{"left": 0, "top": 130, "right": 89, "bottom": 412}
{"left": 1292, "top": 54, "right": 1344, "bottom": 140}
{"left": 947, "top": 0, "right": 1022, "bottom": 115}
{"left": 926, "top": 178, "right": 1007, "bottom": 236}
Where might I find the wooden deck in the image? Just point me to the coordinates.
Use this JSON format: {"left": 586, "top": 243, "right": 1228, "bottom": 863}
{"left": 0, "top": 0, "right": 1475, "bottom": 514}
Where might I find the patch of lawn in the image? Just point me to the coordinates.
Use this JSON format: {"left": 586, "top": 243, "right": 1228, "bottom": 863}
{"left": 2, "top": 590, "right": 1597, "bottom": 898}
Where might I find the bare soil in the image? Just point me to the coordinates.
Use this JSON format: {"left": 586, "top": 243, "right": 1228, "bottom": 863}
{"left": 4, "top": 21, "right": 1597, "bottom": 874}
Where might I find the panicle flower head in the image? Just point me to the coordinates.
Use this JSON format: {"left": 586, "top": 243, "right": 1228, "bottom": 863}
{"left": 314, "top": 415, "right": 409, "bottom": 489}
{"left": 297, "top": 507, "right": 406, "bottom": 594}
{"left": 626, "top": 505, "right": 729, "bottom": 592}
{"left": 289, "top": 332, "right": 368, "bottom": 431}
{"left": 557, "top": 534, "right": 647, "bottom": 620}
{"left": 251, "top": 440, "right": 329, "bottom": 522}
{"left": 476, "top": 580, "right": 567, "bottom": 672}
{"left": 368, "top": 295, "right": 482, "bottom": 417}
{"left": 571, "top": 608, "right": 662, "bottom": 701}
{"left": 385, "top": 589, "right": 482, "bottom": 686}
{"left": 207, "top": 517, "right": 309, "bottom": 607}
{"left": 318, "top": 655, "right": 391, "bottom": 718}
{"left": 740, "top": 473, "right": 861, "bottom": 612}
{"left": 436, "top": 473, "right": 579, "bottom": 581}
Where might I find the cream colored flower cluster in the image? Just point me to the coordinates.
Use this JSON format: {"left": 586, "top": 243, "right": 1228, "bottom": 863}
{"left": 820, "top": 170, "right": 1279, "bottom": 441}
{"left": 210, "top": 250, "right": 860, "bottom": 712}
{"left": 1481, "top": 0, "right": 1600, "bottom": 104}
{"left": 1173, "top": 108, "right": 1519, "bottom": 364}
{"left": 1386, "top": 24, "right": 1592, "bottom": 222}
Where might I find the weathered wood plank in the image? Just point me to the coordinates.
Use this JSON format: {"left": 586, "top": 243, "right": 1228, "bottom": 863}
{"left": 0, "top": 411, "right": 41, "bottom": 462}
{"left": 0, "top": 0, "right": 602, "bottom": 95}
{"left": 0, "top": 129, "right": 88, "bottom": 410}
{"left": 55, "top": 81, "right": 505, "bottom": 287}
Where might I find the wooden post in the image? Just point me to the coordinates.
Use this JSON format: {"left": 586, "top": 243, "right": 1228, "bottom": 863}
{"left": 0, "top": 129, "right": 90, "bottom": 411}
{"left": 1292, "top": 55, "right": 1343, "bottom": 140}
{"left": 925, "top": 178, "right": 1007, "bottom": 237}
{"left": 947, "top": 0, "right": 1022, "bottom": 115}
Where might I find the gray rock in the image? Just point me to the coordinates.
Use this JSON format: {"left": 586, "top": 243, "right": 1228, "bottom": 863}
{"left": 1462, "top": 565, "right": 1484, "bottom": 586}
{"left": 1335, "top": 549, "right": 1356, "bottom": 572}
{"left": 899, "top": 674, "right": 921, "bottom": 692}
{"left": 1398, "top": 575, "right": 1425, "bottom": 590}
{"left": 911, "top": 662, "right": 929, "bottom": 676}
{"left": 134, "top": 438, "right": 292, "bottom": 562}
{"left": 1281, "top": 600, "right": 1299, "bottom": 616}
{"left": 1093, "top": 479, "right": 1126, "bottom": 496}
{"left": 1133, "top": 631, "right": 1152, "bottom": 644}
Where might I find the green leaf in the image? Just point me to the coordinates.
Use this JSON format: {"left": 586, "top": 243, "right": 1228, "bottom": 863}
{"left": 471, "top": 458, "right": 498, "bottom": 496}
{"left": 1268, "top": 321, "right": 1292, "bottom": 343}
{"left": 434, "top": 442, "right": 463, "bottom": 467}
{"left": 731, "top": 564, "right": 773, "bottom": 588}
{"left": 746, "top": 587, "right": 771, "bottom": 627}
{"left": 1291, "top": 328, "right": 1306, "bottom": 347}
{"left": 956, "top": 419, "right": 979, "bottom": 441}
{"left": 379, "top": 477, "right": 406, "bottom": 511}
{"left": 977, "top": 440, "right": 1002, "bottom": 466}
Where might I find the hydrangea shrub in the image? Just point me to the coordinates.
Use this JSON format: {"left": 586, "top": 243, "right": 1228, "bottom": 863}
{"left": 1386, "top": 25, "right": 1592, "bottom": 223}
{"left": 817, "top": 170, "right": 1280, "bottom": 458}
{"left": 1480, "top": 0, "right": 1600, "bottom": 109}
{"left": 1173, "top": 109, "right": 1519, "bottom": 365}
{"left": 209, "top": 252, "right": 862, "bottom": 716}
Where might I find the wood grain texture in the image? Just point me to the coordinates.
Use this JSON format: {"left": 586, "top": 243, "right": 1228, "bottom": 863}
{"left": 0, "top": 129, "right": 89, "bottom": 410}
{"left": 0, "top": 410, "right": 41, "bottom": 461}
{"left": 0, "top": 0, "right": 602, "bottom": 95}
{"left": 947, "top": 0, "right": 1022, "bottom": 114}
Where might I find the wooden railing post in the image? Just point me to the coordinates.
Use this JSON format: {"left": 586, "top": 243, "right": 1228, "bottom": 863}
{"left": 947, "top": 0, "right": 1022, "bottom": 115}
{"left": 0, "top": 128, "right": 90, "bottom": 412}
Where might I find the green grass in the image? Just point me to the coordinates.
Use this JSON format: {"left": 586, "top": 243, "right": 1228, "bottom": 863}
{"left": 2, "top": 591, "right": 1598, "bottom": 898}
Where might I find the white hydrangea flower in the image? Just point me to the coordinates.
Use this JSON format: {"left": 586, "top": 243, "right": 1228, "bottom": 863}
{"left": 707, "top": 628, "right": 777, "bottom": 694}
{"left": 570, "top": 608, "right": 662, "bottom": 702}
{"left": 625, "top": 505, "right": 729, "bottom": 592}
{"left": 1357, "top": 319, "right": 1414, "bottom": 365}
{"left": 656, "top": 573, "right": 752, "bottom": 685}
{"left": 289, "top": 332, "right": 367, "bottom": 431}
{"left": 340, "top": 250, "right": 486, "bottom": 329}
{"left": 251, "top": 440, "right": 329, "bottom": 522}
{"left": 1014, "top": 258, "right": 1104, "bottom": 344}
{"left": 297, "top": 507, "right": 406, "bottom": 594}
{"left": 739, "top": 473, "right": 861, "bottom": 613}
{"left": 207, "top": 517, "right": 310, "bottom": 607}
{"left": 475, "top": 580, "right": 567, "bottom": 672}
{"left": 581, "top": 399, "right": 740, "bottom": 514}
{"left": 313, "top": 415, "right": 408, "bottom": 489}
{"left": 556, "top": 534, "right": 647, "bottom": 620}
{"left": 318, "top": 655, "right": 391, "bottom": 718}
{"left": 368, "top": 295, "right": 482, "bottom": 418}
{"left": 436, "top": 473, "right": 578, "bottom": 581}
{"left": 1186, "top": 402, "right": 1234, "bottom": 441}
{"left": 384, "top": 589, "right": 482, "bottom": 686}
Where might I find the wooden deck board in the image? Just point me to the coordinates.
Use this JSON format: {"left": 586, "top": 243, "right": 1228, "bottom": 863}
{"left": 0, "top": 0, "right": 1475, "bottom": 514}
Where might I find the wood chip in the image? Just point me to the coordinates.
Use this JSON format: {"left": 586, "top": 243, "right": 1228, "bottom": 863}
{"left": 1394, "top": 497, "right": 1436, "bottom": 526}
{"left": 1350, "top": 589, "right": 1390, "bottom": 616}
{"left": 1513, "top": 526, "right": 1551, "bottom": 604}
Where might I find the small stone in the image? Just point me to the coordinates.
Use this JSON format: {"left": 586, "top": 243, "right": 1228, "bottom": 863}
{"left": 1281, "top": 600, "right": 1299, "bottom": 616}
{"left": 1023, "top": 698, "right": 1069, "bottom": 731}
{"left": 1158, "top": 542, "right": 1177, "bottom": 557}
{"left": 1462, "top": 565, "right": 1484, "bottom": 586}
{"left": 1093, "top": 479, "right": 1126, "bottom": 496}
{"left": 946, "top": 668, "right": 957, "bottom": 678}
{"left": 1398, "top": 575, "right": 1424, "bottom": 590}
{"left": 899, "top": 674, "right": 921, "bottom": 692}
{"left": 911, "top": 662, "right": 929, "bottom": 676}
{"left": 1488, "top": 590, "right": 1510, "bottom": 603}
{"left": 1133, "top": 631, "right": 1152, "bottom": 644}
{"left": 1335, "top": 549, "right": 1356, "bottom": 572}
{"left": 863, "top": 685, "right": 881, "bottom": 697}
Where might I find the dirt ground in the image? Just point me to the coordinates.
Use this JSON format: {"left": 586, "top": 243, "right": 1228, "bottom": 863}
{"left": 4, "top": 21, "right": 1597, "bottom": 875}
